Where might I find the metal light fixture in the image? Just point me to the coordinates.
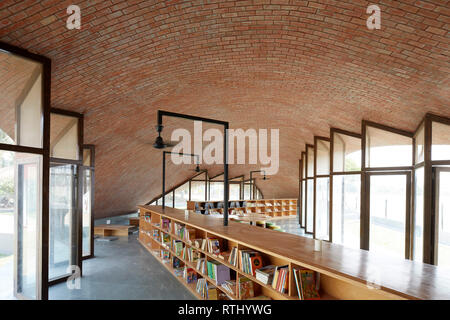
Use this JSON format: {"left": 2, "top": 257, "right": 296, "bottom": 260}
{"left": 153, "top": 125, "right": 166, "bottom": 149}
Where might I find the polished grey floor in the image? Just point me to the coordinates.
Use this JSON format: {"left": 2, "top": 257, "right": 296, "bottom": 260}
{"left": 49, "top": 232, "right": 196, "bottom": 300}
{"left": 271, "top": 216, "right": 313, "bottom": 238}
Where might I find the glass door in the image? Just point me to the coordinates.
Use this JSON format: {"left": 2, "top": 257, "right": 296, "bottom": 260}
{"left": 435, "top": 168, "right": 450, "bottom": 267}
{"left": 367, "top": 172, "right": 411, "bottom": 259}
{"left": 14, "top": 156, "right": 42, "bottom": 299}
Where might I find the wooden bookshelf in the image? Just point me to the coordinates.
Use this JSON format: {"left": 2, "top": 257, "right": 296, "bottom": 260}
{"left": 187, "top": 199, "right": 298, "bottom": 217}
{"left": 138, "top": 205, "right": 450, "bottom": 300}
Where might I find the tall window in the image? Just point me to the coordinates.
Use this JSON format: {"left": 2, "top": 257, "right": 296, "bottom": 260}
{"left": 49, "top": 109, "right": 83, "bottom": 281}
{"left": 363, "top": 122, "right": 413, "bottom": 260}
{"left": 305, "top": 145, "right": 314, "bottom": 234}
{"left": 314, "top": 137, "right": 330, "bottom": 241}
{"left": 331, "top": 129, "right": 361, "bottom": 249}
{"left": 174, "top": 182, "right": 189, "bottom": 209}
{"left": 0, "top": 44, "right": 50, "bottom": 300}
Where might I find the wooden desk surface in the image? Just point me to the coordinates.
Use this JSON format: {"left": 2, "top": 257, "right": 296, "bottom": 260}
{"left": 139, "top": 205, "right": 450, "bottom": 300}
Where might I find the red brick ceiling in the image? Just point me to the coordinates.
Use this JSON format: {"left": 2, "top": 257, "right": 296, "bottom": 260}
{"left": 1, "top": 0, "right": 449, "bottom": 218}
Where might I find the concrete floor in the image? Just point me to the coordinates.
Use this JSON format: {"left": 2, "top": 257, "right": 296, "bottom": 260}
{"left": 271, "top": 216, "right": 313, "bottom": 238}
{"left": 49, "top": 232, "right": 196, "bottom": 300}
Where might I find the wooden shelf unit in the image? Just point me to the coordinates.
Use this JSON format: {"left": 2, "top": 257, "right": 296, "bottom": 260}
{"left": 137, "top": 205, "right": 450, "bottom": 300}
{"left": 187, "top": 199, "right": 298, "bottom": 217}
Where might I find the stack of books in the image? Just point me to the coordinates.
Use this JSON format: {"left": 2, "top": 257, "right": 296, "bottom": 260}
{"left": 152, "top": 229, "right": 159, "bottom": 240}
{"left": 293, "top": 269, "right": 320, "bottom": 300}
{"left": 183, "top": 247, "right": 200, "bottom": 262}
{"left": 272, "top": 265, "right": 289, "bottom": 294}
{"left": 196, "top": 279, "right": 208, "bottom": 299}
{"left": 239, "top": 250, "right": 263, "bottom": 276}
{"left": 255, "top": 265, "right": 276, "bottom": 284}
{"left": 172, "top": 257, "right": 182, "bottom": 269}
{"left": 207, "top": 261, "right": 231, "bottom": 285}
{"left": 228, "top": 247, "right": 238, "bottom": 267}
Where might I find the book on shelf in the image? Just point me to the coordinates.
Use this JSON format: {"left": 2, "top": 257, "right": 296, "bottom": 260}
{"left": 221, "top": 280, "right": 236, "bottom": 296}
{"left": 239, "top": 277, "right": 255, "bottom": 300}
{"left": 207, "top": 239, "right": 221, "bottom": 255}
{"left": 184, "top": 247, "right": 200, "bottom": 262}
{"left": 172, "top": 257, "right": 182, "bottom": 269}
{"left": 162, "top": 218, "right": 170, "bottom": 232}
{"left": 174, "top": 223, "right": 185, "bottom": 238}
{"left": 239, "top": 250, "right": 263, "bottom": 276}
{"left": 152, "top": 229, "right": 159, "bottom": 239}
{"left": 228, "top": 247, "right": 238, "bottom": 267}
{"left": 161, "top": 250, "right": 170, "bottom": 261}
{"left": 196, "top": 258, "right": 206, "bottom": 274}
{"left": 271, "top": 265, "right": 289, "bottom": 294}
{"left": 184, "top": 228, "right": 196, "bottom": 242}
{"left": 173, "top": 240, "right": 183, "bottom": 256}
{"left": 255, "top": 265, "right": 276, "bottom": 285}
{"left": 201, "top": 239, "right": 207, "bottom": 251}
{"left": 183, "top": 267, "right": 197, "bottom": 284}
{"left": 192, "top": 238, "right": 203, "bottom": 249}
{"left": 161, "top": 233, "right": 170, "bottom": 248}
{"left": 173, "top": 267, "right": 184, "bottom": 277}
{"left": 207, "top": 260, "right": 231, "bottom": 285}
{"left": 293, "top": 269, "right": 320, "bottom": 300}
{"left": 196, "top": 278, "right": 208, "bottom": 299}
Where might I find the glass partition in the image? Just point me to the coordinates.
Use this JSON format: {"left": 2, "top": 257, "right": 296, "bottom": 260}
{"left": 164, "top": 191, "right": 174, "bottom": 207}
{"left": 174, "top": 183, "right": 189, "bottom": 209}
{"left": 315, "top": 177, "right": 330, "bottom": 240}
{"left": 432, "top": 121, "right": 450, "bottom": 161}
{"left": 82, "top": 168, "right": 93, "bottom": 257}
{"left": 368, "top": 173, "right": 409, "bottom": 259}
{"left": 332, "top": 175, "right": 360, "bottom": 248}
{"left": 243, "top": 183, "right": 251, "bottom": 200}
{"left": 306, "top": 179, "right": 314, "bottom": 233}
{"left": 415, "top": 123, "right": 425, "bottom": 164}
{"left": 190, "top": 181, "right": 206, "bottom": 201}
{"left": 436, "top": 169, "right": 450, "bottom": 267}
{"left": 316, "top": 140, "right": 330, "bottom": 175}
{"left": 229, "top": 183, "right": 240, "bottom": 200}
{"left": 209, "top": 182, "right": 224, "bottom": 201}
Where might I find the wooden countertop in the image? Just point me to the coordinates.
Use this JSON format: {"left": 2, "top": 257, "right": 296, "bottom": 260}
{"left": 139, "top": 205, "right": 450, "bottom": 300}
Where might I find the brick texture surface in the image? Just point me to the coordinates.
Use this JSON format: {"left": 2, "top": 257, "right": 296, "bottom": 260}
{"left": 0, "top": 0, "right": 449, "bottom": 218}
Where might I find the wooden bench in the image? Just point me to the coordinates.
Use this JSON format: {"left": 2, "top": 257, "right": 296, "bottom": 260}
{"left": 129, "top": 217, "right": 140, "bottom": 227}
{"left": 94, "top": 224, "right": 133, "bottom": 237}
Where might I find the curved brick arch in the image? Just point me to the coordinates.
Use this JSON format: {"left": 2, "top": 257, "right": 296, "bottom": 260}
{"left": 1, "top": 0, "right": 448, "bottom": 217}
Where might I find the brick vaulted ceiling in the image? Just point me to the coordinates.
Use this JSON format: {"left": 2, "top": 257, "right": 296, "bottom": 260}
{"left": 1, "top": 0, "right": 449, "bottom": 218}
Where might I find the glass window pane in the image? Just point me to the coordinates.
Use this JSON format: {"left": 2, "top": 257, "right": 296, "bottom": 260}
{"left": 332, "top": 174, "right": 361, "bottom": 249}
{"left": 315, "top": 177, "right": 330, "bottom": 240}
{"left": 333, "top": 132, "right": 361, "bottom": 172}
{"left": 307, "top": 146, "right": 314, "bottom": 178}
{"left": 229, "top": 184, "right": 240, "bottom": 200}
{"left": 301, "top": 180, "right": 306, "bottom": 227}
{"left": 174, "top": 183, "right": 189, "bottom": 209}
{"left": 437, "top": 170, "right": 450, "bottom": 267}
{"left": 82, "top": 168, "right": 92, "bottom": 257}
{"left": 244, "top": 184, "right": 251, "bottom": 200}
{"left": 306, "top": 179, "right": 314, "bottom": 233}
{"left": 369, "top": 175, "right": 407, "bottom": 259}
{"left": 415, "top": 123, "right": 425, "bottom": 164}
{"left": 164, "top": 192, "right": 173, "bottom": 207}
{"left": 49, "top": 163, "right": 77, "bottom": 280}
{"left": 316, "top": 140, "right": 330, "bottom": 175}
{"left": 365, "top": 126, "right": 412, "bottom": 168}
{"left": 0, "top": 51, "right": 43, "bottom": 148}
{"left": 50, "top": 114, "right": 79, "bottom": 160}
{"left": 190, "top": 181, "right": 206, "bottom": 201}
{"left": 413, "top": 167, "right": 424, "bottom": 262}
{"left": 209, "top": 182, "right": 224, "bottom": 201}
{"left": 432, "top": 121, "right": 450, "bottom": 161}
